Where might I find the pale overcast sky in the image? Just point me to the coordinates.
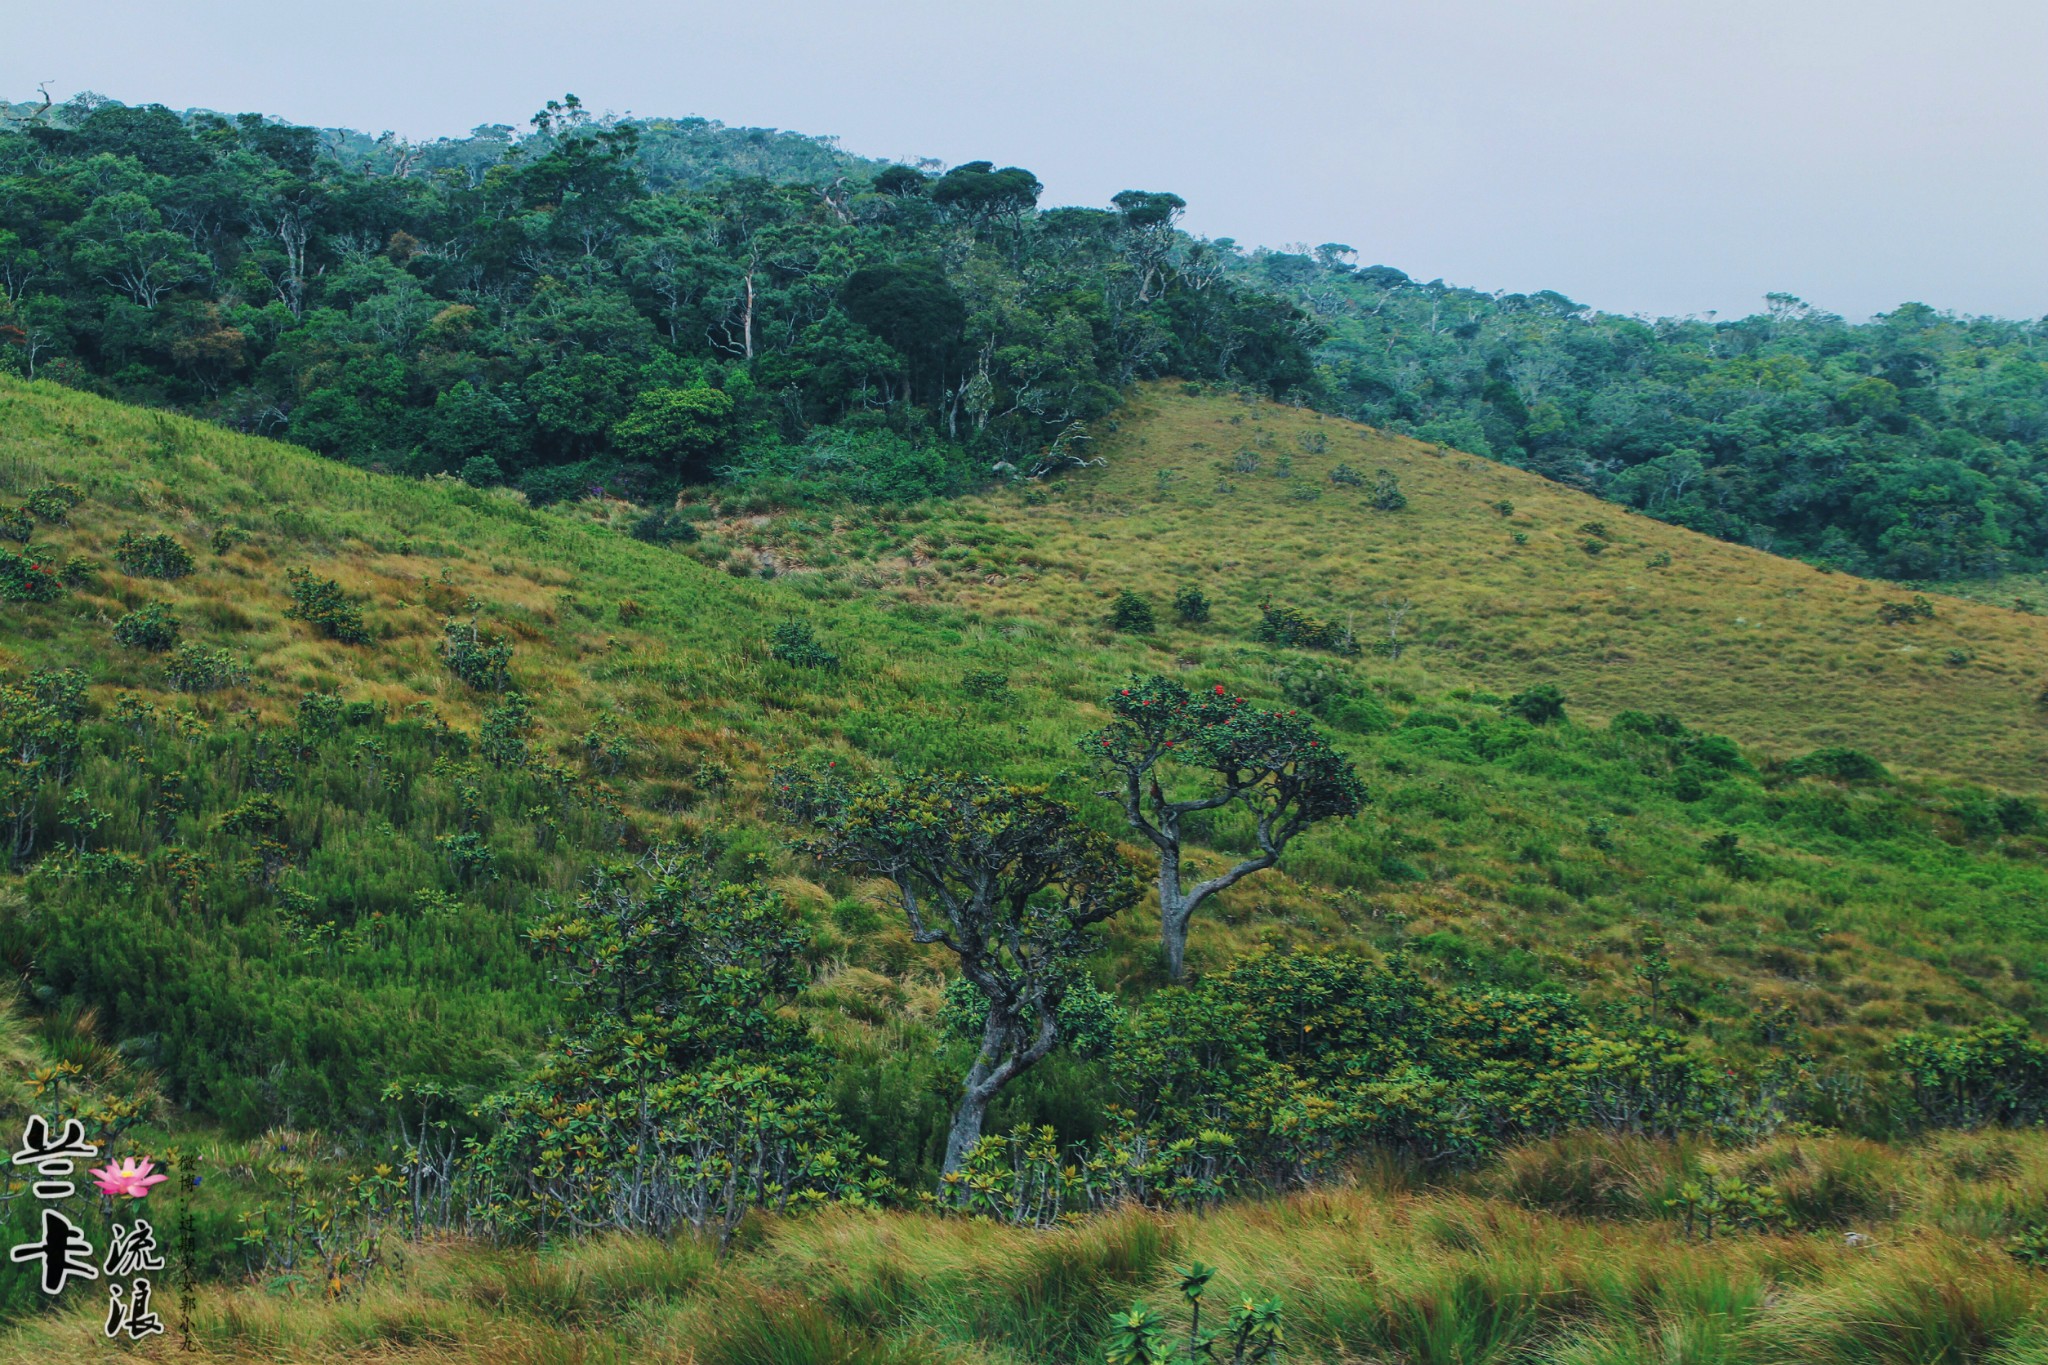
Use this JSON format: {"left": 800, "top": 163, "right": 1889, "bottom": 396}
{"left": 8, "top": 0, "right": 2044, "bottom": 320}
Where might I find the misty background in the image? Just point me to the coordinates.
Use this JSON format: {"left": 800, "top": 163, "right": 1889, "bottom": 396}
{"left": 6, "top": 0, "right": 2044, "bottom": 320}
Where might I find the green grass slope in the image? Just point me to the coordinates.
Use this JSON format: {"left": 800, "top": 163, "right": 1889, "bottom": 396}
{"left": 826, "top": 383, "right": 2048, "bottom": 790}
{"left": 4, "top": 379, "right": 2048, "bottom": 1362}
{"left": 2, "top": 371, "right": 2046, "bottom": 1108}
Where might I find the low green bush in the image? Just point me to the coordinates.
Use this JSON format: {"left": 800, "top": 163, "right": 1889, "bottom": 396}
{"left": 112, "top": 602, "right": 181, "bottom": 652}
{"left": 0, "top": 547, "right": 60, "bottom": 602}
{"left": 1108, "top": 589, "right": 1155, "bottom": 634}
{"left": 1254, "top": 599, "right": 1357, "bottom": 654}
{"left": 165, "top": 645, "right": 247, "bottom": 692}
{"left": 440, "top": 617, "right": 515, "bottom": 691}
{"left": 285, "top": 569, "right": 370, "bottom": 644}
{"left": 770, "top": 619, "right": 840, "bottom": 669}
{"left": 114, "top": 530, "right": 195, "bottom": 579}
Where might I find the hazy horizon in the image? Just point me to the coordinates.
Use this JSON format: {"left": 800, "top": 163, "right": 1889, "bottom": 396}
{"left": 8, "top": 0, "right": 2045, "bottom": 323}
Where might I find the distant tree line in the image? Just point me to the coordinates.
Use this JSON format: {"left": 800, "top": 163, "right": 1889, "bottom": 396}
{"left": 5, "top": 92, "right": 2047, "bottom": 578}
{"left": 0, "top": 93, "right": 1311, "bottom": 507}
{"left": 1233, "top": 248, "right": 2048, "bottom": 579}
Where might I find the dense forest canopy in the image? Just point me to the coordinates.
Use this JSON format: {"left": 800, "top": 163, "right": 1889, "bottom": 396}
{"left": 1233, "top": 250, "right": 2048, "bottom": 581}
{"left": 0, "top": 91, "right": 1313, "bottom": 511}
{"left": 3, "top": 91, "right": 2046, "bottom": 579}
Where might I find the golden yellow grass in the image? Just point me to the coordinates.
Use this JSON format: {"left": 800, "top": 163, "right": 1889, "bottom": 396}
{"left": 4, "top": 1129, "right": 2048, "bottom": 1364}
{"left": 890, "top": 384, "right": 2048, "bottom": 791}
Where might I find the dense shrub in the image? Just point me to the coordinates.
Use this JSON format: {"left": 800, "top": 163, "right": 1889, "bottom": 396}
{"left": 1172, "top": 585, "right": 1211, "bottom": 624}
{"left": 1506, "top": 685, "right": 1567, "bottom": 725}
{"left": 960, "top": 670, "right": 1010, "bottom": 699}
{"left": 284, "top": 569, "right": 370, "bottom": 644}
{"left": 1892, "top": 1021, "right": 2048, "bottom": 1129}
{"left": 24, "top": 484, "right": 81, "bottom": 525}
{"left": 459, "top": 455, "right": 505, "bottom": 487}
{"left": 478, "top": 692, "right": 536, "bottom": 767}
{"left": 0, "top": 505, "right": 33, "bottom": 543}
{"left": 112, "top": 602, "right": 181, "bottom": 652}
{"left": 630, "top": 508, "right": 701, "bottom": 545}
{"left": 465, "top": 856, "right": 886, "bottom": 1243}
{"left": 722, "top": 428, "right": 980, "bottom": 505}
{"left": 1329, "top": 463, "right": 1365, "bottom": 486}
{"left": 1371, "top": 468, "right": 1408, "bottom": 510}
{"left": 114, "top": 531, "right": 195, "bottom": 580}
{"left": 1613, "top": 712, "right": 1679, "bottom": 740}
{"left": 1253, "top": 599, "right": 1358, "bottom": 654}
{"left": 1877, "top": 595, "right": 1937, "bottom": 625}
{"left": 1785, "top": 746, "right": 1889, "bottom": 782}
{"left": 439, "top": 617, "right": 514, "bottom": 691}
{"left": 1107, "top": 589, "right": 1156, "bottom": 634}
{"left": 769, "top": 619, "right": 839, "bottom": 669}
{"left": 165, "top": 645, "right": 247, "bottom": 693}
{"left": 0, "top": 547, "right": 61, "bottom": 602}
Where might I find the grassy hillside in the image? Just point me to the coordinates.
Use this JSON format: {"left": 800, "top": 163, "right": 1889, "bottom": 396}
{"left": 790, "top": 384, "right": 2048, "bottom": 789}
{"left": 3, "top": 372, "right": 2046, "bottom": 1083}
{"left": 3, "top": 375, "right": 2048, "bottom": 1360}
{"left": 4, "top": 1129, "right": 2048, "bottom": 1364}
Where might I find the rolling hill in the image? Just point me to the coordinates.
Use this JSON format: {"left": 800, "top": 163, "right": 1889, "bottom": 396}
{"left": 2, "top": 374, "right": 2048, "bottom": 1361}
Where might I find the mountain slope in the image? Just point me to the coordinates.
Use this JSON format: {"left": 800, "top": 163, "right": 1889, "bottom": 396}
{"left": 851, "top": 383, "right": 2048, "bottom": 790}
{"left": 3, "top": 370, "right": 2045, "bottom": 1094}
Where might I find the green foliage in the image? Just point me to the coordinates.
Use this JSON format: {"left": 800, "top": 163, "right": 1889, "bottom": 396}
{"left": 629, "top": 508, "right": 700, "bottom": 545}
{"left": 1086, "top": 674, "right": 1368, "bottom": 978}
{"left": 1877, "top": 595, "right": 1938, "bottom": 625}
{"left": 0, "top": 505, "right": 32, "bottom": 543}
{"left": 25, "top": 484, "right": 82, "bottom": 525}
{"left": 1252, "top": 600, "right": 1358, "bottom": 654}
{"left": 0, "top": 670, "right": 86, "bottom": 866}
{"left": 780, "top": 767, "right": 1138, "bottom": 1179}
{"left": 723, "top": 429, "right": 981, "bottom": 505}
{"left": 439, "top": 616, "right": 515, "bottom": 691}
{"left": 1109, "top": 589, "right": 1156, "bottom": 634}
{"left": 1506, "top": 685, "right": 1567, "bottom": 725}
{"left": 479, "top": 692, "right": 537, "bottom": 767}
{"left": 960, "top": 670, "right": 1010, "bottom": 699}
{"left": 1172, "top": 585, "right": 1211, "bottom": 624}
{"left": 466, "top": 851, "right": 886, "bottom": 1242}
{"left": 112, "top": 601, "right": 181, "bottom": 652}
{"left": 165, "top": 644, "right": 246, "bottom": 692}
{"left": 1892, "top": 1021, "right": 2048, "bottom": 1129}
{"left": 769, "top": 618, "right": 840, "bottom": 669}
{"left": 284, "top": 569, "right": 370, "bottom": 643}
{"left": 458, "top": 456, "right": 504, "bottom": 487}
{"left": 1371, "top": 469, "right": 1408, "bottom": 511}
{"left": 1664, "top": 1173, "right": 1793, "bottom": 1239}
{"left": 0, "top": 546, "right": 60, "bottom": 602}
{"left": 1784, "top": 747, "right": 1890, "bottom": 782}
{"left": 612, "top": 384, "right": 734, "bottom": 479}
{"left": 2011, "top": 1222, "right": 2048, "bottom": 1269}
{"left": 0, "top": 92, "right": 1325, "bottom": 521}
{"left": 114, "top": 530, "right": 195, "bottom": 579}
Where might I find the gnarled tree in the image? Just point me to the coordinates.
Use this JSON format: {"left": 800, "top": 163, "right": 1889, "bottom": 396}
{"left": 778, "top": 768, "right": 1137, "bottom": 1181}
{"left": 1085, "top": 675, "right": 1367, "bottom": 980}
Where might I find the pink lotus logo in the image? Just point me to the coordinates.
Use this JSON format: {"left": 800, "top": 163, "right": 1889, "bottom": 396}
{"left": 89, "top": 1159, "right": 167, "bottom": 1200}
